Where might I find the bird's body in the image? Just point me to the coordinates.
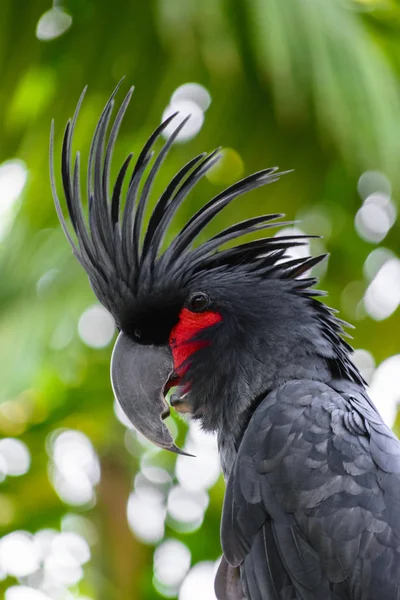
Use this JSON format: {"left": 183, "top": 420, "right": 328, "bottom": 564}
{"left": 217, "top": 379, "right": 400, "bottom": 599}
{"left": 51, "top": 82, "right": 400, "bottom": 600}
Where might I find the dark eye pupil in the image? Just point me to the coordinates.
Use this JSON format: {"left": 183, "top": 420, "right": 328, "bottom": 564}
{"left": 133, "top": 328, "right": 142, "bottom": 340}
{"left": 190, "top": 293, "right": 209, "bottom": 312}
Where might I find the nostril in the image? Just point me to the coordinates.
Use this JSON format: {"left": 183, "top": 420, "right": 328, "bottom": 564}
{"left": 133, "top": 327, "right": 142, "bottom": 341}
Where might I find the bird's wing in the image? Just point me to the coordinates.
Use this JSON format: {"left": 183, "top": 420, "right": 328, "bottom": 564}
{"left": 215, "top": 557, "right": 246, "bottom": 600}
{"left": 219, "top": 379, "right": 400, "bottom": 600}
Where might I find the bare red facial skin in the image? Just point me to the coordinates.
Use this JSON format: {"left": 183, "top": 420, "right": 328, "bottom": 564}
{"left": 169, "top": 308, "right": 222, "bottom": 378}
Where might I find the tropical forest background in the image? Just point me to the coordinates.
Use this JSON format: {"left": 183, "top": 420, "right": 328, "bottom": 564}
{"left": 0, "top": 0, "right": 400, "bottom": 599}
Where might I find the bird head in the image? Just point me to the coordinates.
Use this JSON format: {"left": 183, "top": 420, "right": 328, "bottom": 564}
{"left": 51, "top": 82, "right": 362, "bottom": 453}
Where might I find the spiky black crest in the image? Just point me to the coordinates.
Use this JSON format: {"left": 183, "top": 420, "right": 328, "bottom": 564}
{"left": 50, "top": 82, "right": 363, "bottom": 385}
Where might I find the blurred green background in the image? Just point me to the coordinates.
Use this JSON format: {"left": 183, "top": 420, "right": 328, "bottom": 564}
{"left": 1, "top": 0, "right": 400, "bottom": 599}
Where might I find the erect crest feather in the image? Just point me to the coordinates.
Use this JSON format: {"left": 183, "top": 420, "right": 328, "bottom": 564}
{"left": 50, "top": 82, "right": 325, "bottom": 322}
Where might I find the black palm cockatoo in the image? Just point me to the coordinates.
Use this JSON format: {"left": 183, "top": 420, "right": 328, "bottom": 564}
{"left": 51, "top": 83, "right": 400, "bottom": 600}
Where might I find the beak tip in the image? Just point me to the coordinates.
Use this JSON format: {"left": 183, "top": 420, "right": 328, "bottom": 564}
{"left": 168, "top": 444, "right": 195, "bottom": 457}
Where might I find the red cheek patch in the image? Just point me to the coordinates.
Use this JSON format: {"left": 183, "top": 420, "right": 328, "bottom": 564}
{"left": 169, "top": 308, "right": 222, "bottom": 375}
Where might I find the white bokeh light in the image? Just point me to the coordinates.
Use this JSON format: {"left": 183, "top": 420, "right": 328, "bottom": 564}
{"left": 357, "top": 170, "right": 392, "bottom": 200}
{"left": 33, "top": 530, "right": 57, "bottom": 562}
{"left": 187, "top": 421, "right": 217, "bottom": 451}
{"left": 154, "top": 539, "right": 191, "bottom": 592}
{"left": 167, "top": 485, "right": 209, "bottom": 528}
{"left": 171, "top": 83, "right": 211, "bottom": 112}
{"left": 0, "top": 532, "right": 40, "bottom": 577}
{"left": 0, "top": 160, "right": 28, "bottom": 205}
{"left": 0, "top": 160, "right": 28, "bottom": 239}
{"left": 161, "top": 100, "right": 204, "bottom": 142}
{"left": 141, "top": 465, "right": 172, "bottom": 486}
{"left": 352, "top": 349, "right": 375, "bottom": 384}
{"left": 5, "top": 587, "right": 52, "bottom": 600}
{"left": 0, "top": 438, "right": 31, "bottom": 476}
{"left": 61, "top": 514, "right": 98, "bottom": 547}
{"left": 51, "top": 533, "right": 90, "bottom": 565}
{"left": 127, "top": 490, "right": 166, "bottom": 544}
{"left": 134, "top": 472, "right": 166, "bottom": 500}
{"left": 36, "top": 8, "right": 72, "bottom": 41}
{"left": 49, "top": 430, "right": 100, "bottom": 506}
{"left": 364, "top": 258, "right": 400, "bottom": 320}
{"left": 179, "top": 561, "right": 217, "bottom": 600}
{"left": 2, "top": 528, "right": 92, "bottom": 597}
{"left": 176, "top": 424, "right": 220, "bottom": 492}
{"left": 78, "top": 305, "right": 116, "bottom": 349}
{"left": 52, "top": 431, "right": 100, "bottom": 485}
{"left": 51, "top": 469, "right": 95, "bottom": 506}
{"left": 355, "top": 193, "right": 396, "bottom": 243}
{"left": 363, "top": 247, "right": 396, "bottom": 281}
{"left": 44, "top": 553, "right": 83, "bottom": 586}
{"left": 0, "top": 455, "right": 8, "bottom": 483}
{"left": 369, "top": 355, "right": 400, "bottom": 427}
{"left": 15, "top": 530, "right": 92, "bottom": 592}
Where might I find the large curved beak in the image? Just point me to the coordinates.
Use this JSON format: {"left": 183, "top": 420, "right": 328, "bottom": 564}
{"left": 110, "top": 332, "right": 188, "bottom": 455}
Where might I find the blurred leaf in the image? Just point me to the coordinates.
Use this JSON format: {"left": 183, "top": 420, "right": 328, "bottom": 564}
{"left": 245, "top": 0, "right": 400, "bottom": 180}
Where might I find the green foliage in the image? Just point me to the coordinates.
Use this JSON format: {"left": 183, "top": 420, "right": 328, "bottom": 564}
{"left": 0, "top": 1, "right": 399, "bottom": 599}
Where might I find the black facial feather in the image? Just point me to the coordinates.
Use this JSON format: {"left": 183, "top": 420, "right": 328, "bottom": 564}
{"left": 50, "top": 82, "right": 364, "bottom": 396}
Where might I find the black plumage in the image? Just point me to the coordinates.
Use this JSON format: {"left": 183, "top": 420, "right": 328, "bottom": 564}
{"left": 219, "top": 380, "right": 400, "bottom": 599}
{"left": 51, "top": 83, "right": 400, "bottom": 599}
{"left": 50, "top": 81, "right": 318, "bottom": 335}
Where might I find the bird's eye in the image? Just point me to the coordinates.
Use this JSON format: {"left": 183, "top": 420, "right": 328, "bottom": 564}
{"left": 187, "top": 292, "right": 210, "bottom": 313}
{"left": 133, "top": 327, "right": 142, "bottom": 341}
